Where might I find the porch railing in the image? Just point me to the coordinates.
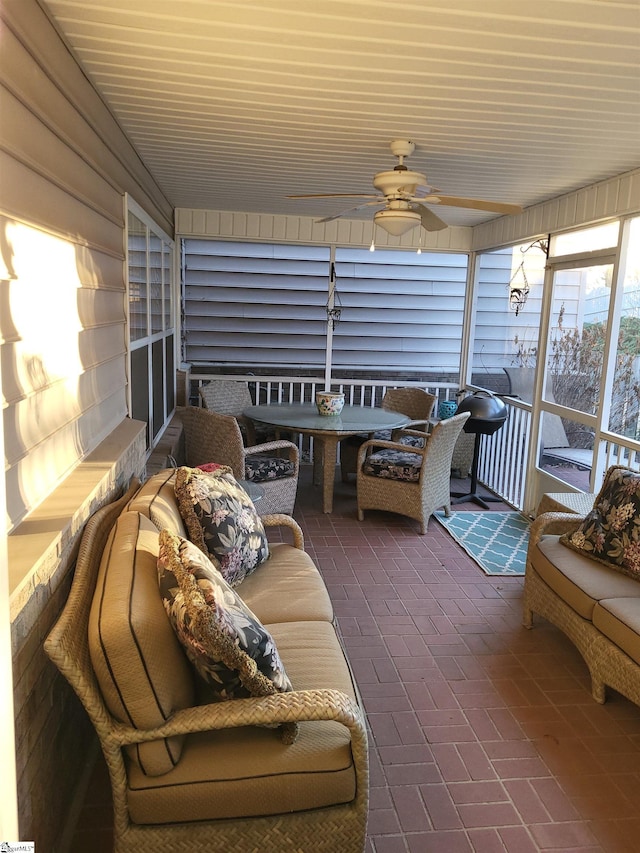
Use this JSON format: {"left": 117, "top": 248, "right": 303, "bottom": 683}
{"left": 189, "top": 373, "right": 461, "bottom": 408}
{"left": 187, "top": 372, "right": 640, "bottom": 513}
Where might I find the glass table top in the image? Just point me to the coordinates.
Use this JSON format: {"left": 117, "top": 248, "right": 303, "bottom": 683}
{"left": 243, "top": 403, "right": 410, "bottom": 433}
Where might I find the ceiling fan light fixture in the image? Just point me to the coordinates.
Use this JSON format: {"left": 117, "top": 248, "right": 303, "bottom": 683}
{"left": 374, "top": 208, "right": 421, "bottom": 236}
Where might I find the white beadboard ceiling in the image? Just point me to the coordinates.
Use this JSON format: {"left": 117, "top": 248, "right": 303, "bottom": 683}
{"left": 42, "top": 0, "right": 640, "bottom": 228}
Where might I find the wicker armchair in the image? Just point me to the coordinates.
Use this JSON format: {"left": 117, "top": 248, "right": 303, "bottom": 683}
{"left": 177, "top": 406, "right": 299, "bottom": 516}
{"left": 44, "top": 484, "right": 369, "bottom": 853}
{"left": 340, "top": 388, "right": 437, "bottom": 482}
{"left": 356, "top": 412, "right": 470, "bottom": 533}
{"left": 176, "top": 406, "right": 299, "bottom": 516}
{"left": 199, "top": 379, "right": 270, "bottom": 445}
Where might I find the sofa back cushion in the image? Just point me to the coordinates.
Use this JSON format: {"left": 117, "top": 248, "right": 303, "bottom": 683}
{"left": 128, "top": 469, "right": 186, "bottom": 537}
{"left": 560, "top": 465, "right": 640, "bottom": 581}
{"left": 88, "top": 511, "right": 195, "bottom": 776}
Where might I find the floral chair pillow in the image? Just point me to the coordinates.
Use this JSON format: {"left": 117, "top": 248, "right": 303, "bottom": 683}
{"left": 560, "top": 465, "right": 640, "bottom": 580}
{"left": 363, "top": 448, "right": 422, "bottom": 482}
{"left": 158, "top": 529, "right": 297, "bottom": 743}
{"left": 174, "top": 465, "right": 269, "bottom": 587}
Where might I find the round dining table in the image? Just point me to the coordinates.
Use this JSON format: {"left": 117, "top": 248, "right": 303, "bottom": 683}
{"left": 243, "top": 403, "right": 410, "bottom": 513}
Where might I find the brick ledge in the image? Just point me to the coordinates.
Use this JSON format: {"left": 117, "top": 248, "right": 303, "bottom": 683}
{"left": 8, "top": 418, "right": 146, "bottom": 623}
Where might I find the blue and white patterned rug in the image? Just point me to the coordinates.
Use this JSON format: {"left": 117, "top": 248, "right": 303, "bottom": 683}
{"left": 435, "top": 511, "right": 530, "bottom": 576}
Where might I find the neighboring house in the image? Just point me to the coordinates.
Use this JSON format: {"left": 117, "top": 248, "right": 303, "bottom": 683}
{"left": 1, "top": 1, "right": 638, "bottom": 848}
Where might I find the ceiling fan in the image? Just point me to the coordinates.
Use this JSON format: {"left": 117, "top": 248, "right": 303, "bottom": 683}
{"left": 288, "top": 140, "right": 522, "bottom": 235}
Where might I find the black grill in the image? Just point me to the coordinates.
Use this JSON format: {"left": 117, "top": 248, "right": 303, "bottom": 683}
{"left": 452, "top": 392, "right": 508, "bottom": 508}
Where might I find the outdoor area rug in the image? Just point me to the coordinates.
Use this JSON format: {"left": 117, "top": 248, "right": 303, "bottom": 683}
{"left": 435, "top": 510, "right": 531, "bottom": 576}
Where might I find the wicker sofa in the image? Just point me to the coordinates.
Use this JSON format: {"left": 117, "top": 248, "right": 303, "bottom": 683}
{"left": 45, "top": 470, "right": 368, "bottom": 853}
{"left": 523, "top": 466, "right": 640, "bottom": 708}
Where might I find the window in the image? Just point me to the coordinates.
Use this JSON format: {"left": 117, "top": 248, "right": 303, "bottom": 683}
{"left": 127, "top": 199, "right": 175, "bottom": 445}
{"left": 610, "top": 216, "right": 640, "bottom": 440}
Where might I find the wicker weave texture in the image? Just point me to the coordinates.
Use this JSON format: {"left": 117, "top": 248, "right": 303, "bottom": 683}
{"left": 177, "top": 406, "right": 300, "bottom": 515}
{"left": 523, "top": 512, "right": 640, "bottom": 707}
{"left": 44, "top": 484, "right": 369, "bottom": 853}
{"left": 199, "top": 380, "right": 253, "bottom": 416}
{"left": 356, "top": 412, "right": 469, "bottom": 534}
{"left": 536, "top": 491, "right": 596, "bottom": 517}
{"left": 199, "top": 379, "right": 273, "bottom": 445}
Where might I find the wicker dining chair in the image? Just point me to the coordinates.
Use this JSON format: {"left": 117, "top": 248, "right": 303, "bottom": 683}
{"left": 199, "top": 379, "right": 264, "bottom": 445}
{"left": 356, "top": 412, "right": 470, "bottom": 533}
{"left": 178, "top": 405, "right": 300, "bottom": 516}
{"left": 340, "top": 388, "right": 437, "bottom": 482}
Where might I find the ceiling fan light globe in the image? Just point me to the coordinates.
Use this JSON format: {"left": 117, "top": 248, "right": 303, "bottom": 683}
{"left": 374, "top": 208, "right": 421, "bottom": 236}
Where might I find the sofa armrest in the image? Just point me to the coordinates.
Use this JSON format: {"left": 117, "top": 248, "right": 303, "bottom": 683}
{"left": 111, "top": 688, "right": 365, "bottom": 747}
{"left": 261, "top": 513, "right": 305, "bottom": 549}
{"left": 527, "top": 511, "right": 585, "bottom": 561}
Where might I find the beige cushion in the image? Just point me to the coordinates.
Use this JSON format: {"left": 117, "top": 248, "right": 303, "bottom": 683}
{"left": 128, "top": 469, "right": 186, "bottom": 537}
{"left": 593, "top": 598, "right": 640, "bottom": 666}
{"left": 127, "top": 620, "right": 359, "bottom": 824}
{"left": 535, "top": 535, "right": 640, "bottom": 620}
{"left": 88, "top": 512, "right": 195, "bottom": 776}
{"left": 238, "top": 543, "right": 334, "bottom": 623}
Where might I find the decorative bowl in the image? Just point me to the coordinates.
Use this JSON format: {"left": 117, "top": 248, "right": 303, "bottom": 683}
{"left": 315, "top": 391, "right": 345, "bottom": 416}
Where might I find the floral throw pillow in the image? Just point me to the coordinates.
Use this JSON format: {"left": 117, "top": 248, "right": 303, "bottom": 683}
{"left": 158, "top": 529, "right": 297, "bottom": 743}
{"left": 560, "top": 466, "right": 640, "bottom": 580}
{"left": 174, "top": 465, "right": 269, "bottom": 587}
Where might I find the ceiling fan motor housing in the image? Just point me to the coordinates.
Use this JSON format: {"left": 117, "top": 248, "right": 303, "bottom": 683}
{"left": 373, "top": 169, "right": 428, "bottom": 197}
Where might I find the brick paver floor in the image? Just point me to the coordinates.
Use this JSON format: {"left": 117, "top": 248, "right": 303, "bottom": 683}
{"left": 71, "top": 466, "right": 640, "bottom": 853}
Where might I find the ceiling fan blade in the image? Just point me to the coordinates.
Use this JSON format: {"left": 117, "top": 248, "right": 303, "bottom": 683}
{"left": 423, "top": 195, "right": 522, "bottom": 215}
{"left": 287, "top": 193, "right": 379, "bottom": 199}
{"left": 414, "top": 203, "right": 448, "bottom": 232}
{"left": 317, "top": 200, "right": 385, "bottom": 223}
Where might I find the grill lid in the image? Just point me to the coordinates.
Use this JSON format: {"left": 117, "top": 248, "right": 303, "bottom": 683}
{"left": 457, "top": 391, "right": 508, "bottom": 434}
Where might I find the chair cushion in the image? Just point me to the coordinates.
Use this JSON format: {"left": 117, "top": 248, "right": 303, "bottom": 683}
{"left": 158, "top": 529, "right": 297, "bottom": 743}
{"left": 398, "top": 434, "right": 426, "bottom": 448}
{"left": 174, "top": 465, "right": 269, "bottom": 587}
{"left": 363, "top": 448, "right": 422, "bottom": 482}
{"left": 560, "top": 465, "right": 640, "bottom": 581}
{"left": 593, "top": 598, "right": 640, "bottom": 666}
{"left": 535, "top": 535, "right": 640, "bottom": 620}
{"left": 245, "top": 455, "right": 295, "bottom": 483}
{"left": 88, "top": 512, "right": 195, "bottom": 777}
{"left": 127, "top": 620, "right": 359, "bottom": 824}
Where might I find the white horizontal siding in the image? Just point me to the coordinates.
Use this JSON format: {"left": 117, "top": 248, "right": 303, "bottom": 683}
{"left": 183, "top": 239, "right": 469, "bottom": 374}
{"left": 473, "top": 168, "right": 640, "bottom": 250}
{"left": 0, "top": 0, "right": 168, "bottom": 530}
{"left": 176, "top": 208, "right": 473, "bottom": 251}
